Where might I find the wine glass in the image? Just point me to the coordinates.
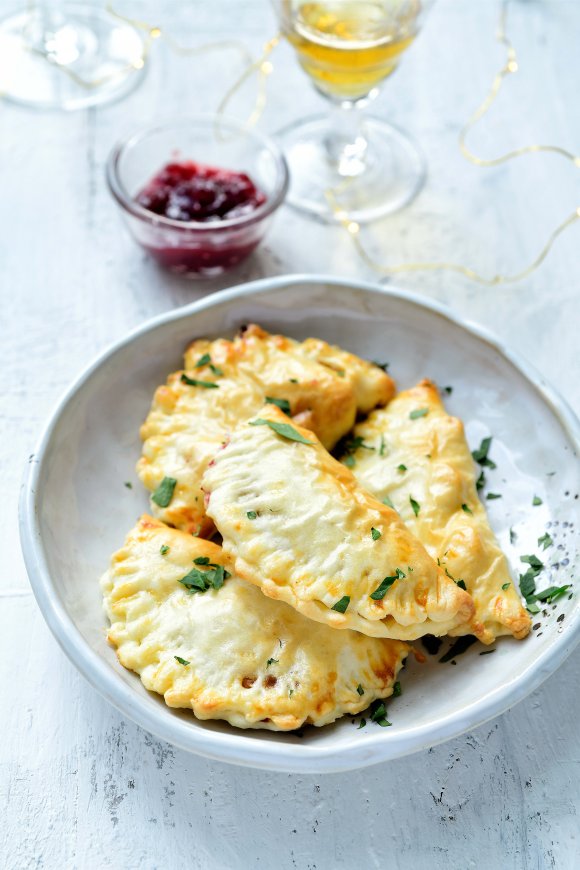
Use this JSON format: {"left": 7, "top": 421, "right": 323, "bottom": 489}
{"left": 272, "top": 0, "right": 434, "bottom": 222}
{"left": 0, "top": 0, "right": 146, "bottom": 110}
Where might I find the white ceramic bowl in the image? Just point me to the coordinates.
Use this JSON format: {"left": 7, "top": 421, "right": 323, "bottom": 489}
{"left": 20, "top": 275, "right": 580, "bottom": 773}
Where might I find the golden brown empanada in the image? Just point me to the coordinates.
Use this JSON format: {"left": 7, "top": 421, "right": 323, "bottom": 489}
{"left": 346, "top": 379, "right": 531, "bottom": 643}
{"left": 202, "top": 405, "right": 474, "bottom": 641}
{"left": 101, "top": 516, "right": 409, "bottom": 730}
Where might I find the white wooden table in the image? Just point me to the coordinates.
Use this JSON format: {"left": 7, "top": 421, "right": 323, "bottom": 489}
{"left": 3, "top": 1, "right": 580, "bottom": 867}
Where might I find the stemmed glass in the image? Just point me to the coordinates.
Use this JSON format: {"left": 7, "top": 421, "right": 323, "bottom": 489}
{"left": 272, "top": 0, "right": 434, "bottom": 222}
{"left": 0, "top": 0, "right": 146, "bottom": 110}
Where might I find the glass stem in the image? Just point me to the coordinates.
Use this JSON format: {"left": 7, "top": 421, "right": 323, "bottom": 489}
{"left": 324, "top": 100, "right": 368, "bottom": 178}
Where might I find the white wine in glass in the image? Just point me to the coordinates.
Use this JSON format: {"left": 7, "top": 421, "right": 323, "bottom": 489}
{"left": 274, "top": 0, "right": 433, "bottom": 222}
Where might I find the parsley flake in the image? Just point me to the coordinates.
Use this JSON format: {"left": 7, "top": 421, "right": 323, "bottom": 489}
{"left": 289, "top": 378, "right": 298, "bottom": 384}
{"left": 379, "top": 435, "right": 386, "bottom": 457}
{"left": 194, "top": 353, "right": 211, "bottom": 368}
{"left": 358, "top": 718, "right": 366, "bottom": 729}
{"left": 249, "top": 418, "right": 313, "bottom": 444}
{"left": 509, "top": 527, "right": 517, "bottom": 545}
{"left": 382, "top": 495, "right": 395, "bottom": 510}
{"left": 476, "top": 470, "right": 486, "bottom": 491}
{"left": 461, "top": 503, "right": 473, "bottom": 514}
{"left": 520, "top": 554, "right": 544, "bottom": 573}
{"left": 472, "top": 436, "right": 496, "bottom": 469}
{"left": 124, "top": 481, "right": 132, "bottom": 489}
{"left": 174, "top": 656, "right": 190, "bottom": 666}
{"left": 370, "top": 568, "right": 405, "bottom": 600}
{"left": 160, "top": 544, "right": 170, "bottom": 555}
{"left": 370, "top": 700, "right": 391, "bottom": 727}
{"left": 356, "top": 684, "right": 364, "bottom": 696}
{"left": 181, "top": 374, "right": 219, "bottom": 389}
{"left": 538, "top": 532, "right": 553, "bottom": 550}
{"left": 486, "top": 493, "right": 501, "bottom": 500}
{"left": 193, "top": 557, "right": 210, "bottom": 565}
{"left": 534, "top": 585, "right": 571, "bottom": 603}
{"left": 392, "top": 681, "right": 402, "bottom": 697}
{"left": 372, "top": 361, "right": 389, "bottom": 372}
{"left": 178, "top": 561, "right": 231, "bottom": 595}
{"left": 151, "top": 476, "right": 177, "bottom": 507}
{"left": 442, "top": 386, "right": 453, "bottom": 395}
{"left": 502, "top": 582, "right": 511, "bottom": 590}
{"left": 331, "top": 595, "right": 350, "bottom": 613}
{"left": 344, "top": 455, "right": 355, "bottom": 468}
{"left": 371, "top": 527, "right": 381, "bottom": 541}
{"left": 265, "top": 396, "right": 291, "bottom": 414}
{"left": 409, "top": 408, "right": 429, "bottom": 420}
{"left": 456, "top": 579, "right": 467, "bottom": 590}
{"left": 410, "top": 496, "right": 420, "bottom": 517}
{"left": 532, "top": 495, "right": 543, "bottom": 506}
{"left": 266, "top": 658, "right": 279, "bottom": 667}
{"left": 246, "top": 510, "right": 257, "bottom": 520}
{"left": 397, "top": 464, "right": 407, "bottom": 473}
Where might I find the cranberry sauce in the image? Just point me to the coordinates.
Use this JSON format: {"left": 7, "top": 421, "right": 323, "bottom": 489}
{"left": 136, "top": 161, "right": 266, "bottom": 223}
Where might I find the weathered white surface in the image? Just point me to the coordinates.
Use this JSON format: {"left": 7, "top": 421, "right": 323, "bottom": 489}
{"left": 2, "top": 0, "right": 579, "bottom": 867}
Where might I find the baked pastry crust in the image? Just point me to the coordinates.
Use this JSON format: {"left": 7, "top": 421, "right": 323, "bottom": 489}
{"left": 347, "top": 380, "right": 531, "bottom": 643}
{"left": 202, "top": 405, "right": 474, "bottom": 641}
{"left": 101, "top": 516, "right": 409, "bottom": 730}
{"left": 138, "top": 325, "right": 394, "bottom": 536}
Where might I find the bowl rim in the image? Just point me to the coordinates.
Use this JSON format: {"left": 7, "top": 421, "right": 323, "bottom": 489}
{"left": 106, "top": 115, "right": 290, "bottom": 232}
{"left": 19, "top": 274, "right": 580, "bottom": 773}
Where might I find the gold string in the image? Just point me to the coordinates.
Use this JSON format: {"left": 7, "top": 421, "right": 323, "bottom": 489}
{"left": 330, "top": 0, "right": 580, "bottom": 286}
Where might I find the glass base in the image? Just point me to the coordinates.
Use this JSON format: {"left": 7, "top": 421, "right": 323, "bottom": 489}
{"left": 277, "top": 114, "right": 426, "bottom": 223}
{"left": 0, "top": 4, "right": 145, "bottom": 110}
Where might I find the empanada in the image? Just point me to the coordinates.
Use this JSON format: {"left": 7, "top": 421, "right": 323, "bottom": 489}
{"left": 202, "top": 405, "right": 474, "bottom": 640}
{"left": 101, "top": 516, "right": 409, "bottom": 730}
{"left": 346, "top": 380, "right": 531, "bottom": 643}
{"left": 139, "top": 325, "right": 394, "bottom": 536}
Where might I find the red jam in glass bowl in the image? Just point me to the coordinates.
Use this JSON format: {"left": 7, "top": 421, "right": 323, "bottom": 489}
{"left": 136, "top": 161, "right": 267, "bottom": 223}
{"left": 106, "top": 118, "right": 289, "bottom": 278}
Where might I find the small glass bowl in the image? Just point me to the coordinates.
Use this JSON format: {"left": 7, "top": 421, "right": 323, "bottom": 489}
{"left": 106, "top": 116, "right": 289, "bottom": 278}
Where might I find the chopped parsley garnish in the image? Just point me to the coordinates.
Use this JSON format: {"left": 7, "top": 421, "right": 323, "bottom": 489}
{"left": 181, "top": 374, "right": 219, "bottom": 389}
{"left": 369, "top": 700, "right": 391, "bottom": 727}
{"left": 370, "top": 568, "right": 405, "bottom": 600}
{"left": 397, "top": 464, "right": 407, "bottom": 473}
{"left": 533, "top": 585, "right": 571, "bottom": 603}
{"left": 461, "top": 503, "right": 473, "bottom": 514}
{"left": 520, "top": 554, "right": 544, "bottom": 573}
{"left": 124, "top": 481, "right": 132, "bottom": 489}
{"left": 392, "top": 681, "right": 402, "bottom": 697}
{"left": 331, "top": 595, "right": 350, "bottom": 613}
{"left": 472, "top": 436, "right": 496, "bottom": 469}
{"left": 382, "top": 495, "right": 395, "bottom": 510}
{"left": 193, "top": 354, "right": 224, "bottom": 376}
{"left": 340, "top": 435, "right": 375, "bottom": 468}
{"left": 439, "top": 635, "right": 477, "bottom": 663}
{"left": 160, "top": 544, "right": 170, "bottom": 555}
{"left": 409, "top": 408, "right": 429, "bottom": 420}
{"left": 486, "top": 493, "right": 501, "bottom": 500}
{"left": 409, "top": 496, "right": 420, "bottom": 517}
{"left": 356, "top": 684, "right": 364, "bottom": 696}
{"left": 442, "top": 386, "right": 453, "bottom": 395}
{"left": 174, "top": 656, "right": 190, "bottom": 666}
{"left": 532, "top": 495, "right": 543, "bottom": 506}
{"left": 538, "top": 532, "right": 553, "bottom": 550}
{"left": 249, "top": 418, "right": 313, "bottom": 444}
{"left": 456, "top": 579, "right": 467, "bottom": 590}
{"left": 289, "top": 688, "right": 294, "bottom": 697}
{"left": 178, "top": 561, "right": 231, "bottom": 595}
{"left": 266, "top": 658, "right": 279, "bottom": 667}
{"left": 509, "top": 527, "right": 517, "bottom": 545}
{"left": 358, "top": 718, "right": 366, "bottom": 729}
{"left": 476, "top": 471, "right": 486, "bottom": 491}
{"left": 371, "top": 527, "right": 381, "bottom": 541}
{"left": 265, "top": 396, "right": 291, "bottom": 414}
{"left": 289, "top": 378, "right": 298, "bottom": 383}
{"left": 379, "top": 435, "right": 386, "bottom": 457}
{"left": 372, "top": 361, "right": 389, "bottom": 372}
{"left": 246, "top": 510, "right": 257, "bottom": 520}
{"left": 501, "top": 582, "right": 511, "bottom": 590}
{"left": 151, "top": 476, "right": 177, "bottom": 507}
{"left": 479, "top": 649, "right": 496, "bottom": 656}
